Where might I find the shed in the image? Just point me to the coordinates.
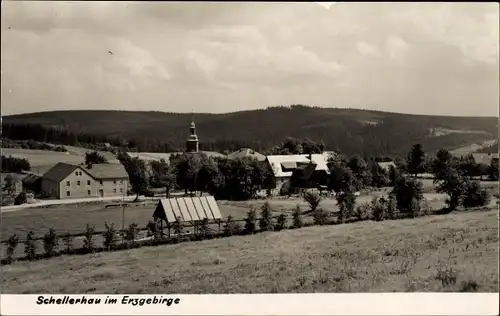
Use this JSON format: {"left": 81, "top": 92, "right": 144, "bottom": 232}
{"left": 153, "top": 195, "right": 224, "bottom": 236}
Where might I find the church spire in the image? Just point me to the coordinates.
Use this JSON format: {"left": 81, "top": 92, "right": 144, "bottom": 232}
{"left": 186, "top": 109, "right": 199, "bottom": 153}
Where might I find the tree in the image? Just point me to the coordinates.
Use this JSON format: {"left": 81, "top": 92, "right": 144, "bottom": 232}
{"left": 24, "top": 231, "right": 36, "bottom": 261}
{"left": 370, "top": 162, "right": 390, "bottom": 187}
{"left": 117, "top": 152, "right": 148, "bottom": 201}
{"left": 259, "top": 202, "right": 274, "bottom": 232}
{"left": 2, "top": 175, "right": 16, "bottom": 195}
{"left": 312, "top": 208, "right": 330, "bottom": 225}
{"left": 170, "top": 153, "right": 202, "bottom": 195}
{"left": 150, "top": 159, "right": 177, "bottom": 198}
{"left": 103, "top": 222, "right": 118, "bottom": 250}
{"left": 196, "top": 156, "right": 224, "bottom": 196}
{"left": 275, "top": 213, "right": 287, "bottom": 230}
{"left": 5, "top": 234, "right": 19, "bottom": 263}
{"left": 392, "top": 175, "right": 423, "bottom": 217}
{"left": 347, "top": 155, "right": 371, "bottom": 190}
{"left": 431, "top": 149, "right": 456, "bottom": 182}
{"left": 223, "top": 215, "right": 241, "bottom": 236}
{"left": 244, "top": 208, "right": 257, "bottom": 234}
{"left": 303, "top": 191, "right": 322, "bottom": 213}
{"left": 336, "top": 188, "right": 356, "bottom": 223}
{"left": 458, "top": 154, "right": 477, "bottom": 179}
{"left": 83, "top": 224, "right": 95, "bottom": 252}
{"left": 487, "top": 158, "right": 499, "bottom": 181}
{"left": 462, "top": 181, "right": 490, "bottom": 208}
{"left": 328, "top": 162, "right": 355, "bottom": 194}
{"left": 406, "top": 144, "right": 426, "bottom": 176}
{"left": 43, "top": 228, "right": 59, "bottom": 257}
{"left": 435, "top": 167, "right": 467, "bottom": 212}
{"left": 1, "top": 155, "right": 31, "bottom": 173}
{"left": 292, "top": 205, "right": 303, "bottom": 228}
{"left": 85, "top": 151, "right": 108, "bottom": 165}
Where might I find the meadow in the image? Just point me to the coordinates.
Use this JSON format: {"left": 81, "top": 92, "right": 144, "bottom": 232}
{"left": 2, "top": 209, "right": 498, "bottom": 294}
{"left": 2, "top": 146, "right": 119, "bottom": 175}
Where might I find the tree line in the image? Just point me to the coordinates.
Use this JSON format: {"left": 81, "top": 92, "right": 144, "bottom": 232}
{"left": 4, "top": 105, "right": 497, "bottom": 157}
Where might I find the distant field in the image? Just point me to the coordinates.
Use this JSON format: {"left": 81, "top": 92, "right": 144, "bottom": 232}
{"left": 450, "top": 139, "right": 498, "bottom": 155}
{"left": 2, "top": 209, "right": 498, "bottom": 293}
{"left": 2, "top": 147, "right": 120, "bottom": 175}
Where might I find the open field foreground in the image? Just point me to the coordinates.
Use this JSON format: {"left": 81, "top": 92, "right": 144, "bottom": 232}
{"left": 2, "top": 209, "right": 498, "bottom": 294}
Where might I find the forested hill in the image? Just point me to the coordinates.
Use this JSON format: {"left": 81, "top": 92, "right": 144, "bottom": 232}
{"left": 3, "top": 105, "right": 498, "bottom": 157}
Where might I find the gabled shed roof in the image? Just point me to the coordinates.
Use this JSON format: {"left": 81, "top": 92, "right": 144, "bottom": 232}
{"left": 153, "top": 195, "right": 223, "bottom": 224}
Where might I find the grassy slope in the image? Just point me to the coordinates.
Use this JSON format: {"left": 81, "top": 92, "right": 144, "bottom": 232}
{"left": 2, "top": 209, "right": 498, "bottom": 293}
{"left": 4, "top": 107, "right": 497, "bottom": 156}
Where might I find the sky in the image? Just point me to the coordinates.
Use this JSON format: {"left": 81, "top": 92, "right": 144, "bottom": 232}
{"left": 1, "top": 1, "right": 499, "bottom": 117}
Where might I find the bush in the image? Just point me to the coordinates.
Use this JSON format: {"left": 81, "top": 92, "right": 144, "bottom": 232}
{"left": 14, "top": 192, "right": 27, "bottom": 205}
{"left": 292, "top": 205, "right": 303, "bottom": 229}
{"left": 392, "top": 176, "right": 423, "bottom": 217}
{"left": 303, "top": 191, "right": 322, "bottom": 212}
{"left": 275, "top": 213, "right": 287, "bottom": 231}
{"left": 172, "top": 217, "right": 184, "bottom": 236}
{"left": 43, "top": 228, "right": 59, "bottom": 257}
{"left": 336, "top": 190, "right": 356, "bottom": 224}
{"left": 462, "top": 181, "right": 490, "bottom": 208}
{"left": 103, "top": 222, "right": 118, "bottom": 250}
{"left": 370, "top": 197, "right": 386, "bottom": 222}
{"left": 259, "top": 202, "right": 274, "bottom": 232}
{"left": 5, "top": 234, "right": 19, "bottom": 263}
{"left": 313, "top": 208, "right": 330, "bottom": 226}
{"left": 83, "top": 224, "right": 95, "bottom": 252}
{"left": 354, "top": 203, "right": 370, "bottom": 221}
{"left": 223, "top": 215, "right": 241, "bottom": 236}
{"left": 244, "top": 208, "right": 257, "bottom": 234}
{"left": 124, "top": 223, "right": 139, "bottom": 245}
{"left": 387, "top": 193, "right": 398, "bottom": 219}
{"left": 24, "top": 231, "right": 36, "bottom": 261}
{"left": 198, "top": 218, "right": 211, "bottom": 238}
{"left": 146, "top": 220, "right": 161, "bottom": 240}
{"left": 62, "top": 232, "right": 73, "bottom": 253}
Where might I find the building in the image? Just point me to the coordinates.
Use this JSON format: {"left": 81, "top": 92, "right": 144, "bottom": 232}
{"left": 41, "top": 162, "right": 129, "bottom": 199}
{"left": 186, "top": 121, "right": 200, "bottom": 153}
{"left": 227, "top": 148, "right": 266, "bottom": 162}
{"left": 265, "top": 154, "right": 330, "bottom": 196}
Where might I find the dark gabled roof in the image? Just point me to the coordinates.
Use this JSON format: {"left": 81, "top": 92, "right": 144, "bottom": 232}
{"left": 42, "top": 162, "right": 79, "bottom": 183}
{"left": 83, "top": 164, "right": 128, "bottom": 180}
{"left": 43, "top": 162, "right": 128, "bottom": 183}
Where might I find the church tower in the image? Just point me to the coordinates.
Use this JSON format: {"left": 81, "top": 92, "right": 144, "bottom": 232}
{"left": 186, "top": 120, "right": 199, "bottom": 153}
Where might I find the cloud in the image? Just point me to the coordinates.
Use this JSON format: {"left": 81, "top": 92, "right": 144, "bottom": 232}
{"left": 1, "top": 2, "right": 498, "bottom": 116}
{"left": 356, "top": 41, "right": 379, "bottom": 56}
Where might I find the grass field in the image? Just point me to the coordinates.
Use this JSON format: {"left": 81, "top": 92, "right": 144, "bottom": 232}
{"left": 2, "top": 147, "right": 119, "bottom": 175}
{"left": 2, "top": 209, "right": 498, "bottom": 294}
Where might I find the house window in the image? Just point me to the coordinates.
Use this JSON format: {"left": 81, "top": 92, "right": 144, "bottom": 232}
{"left": 66, "top": 181, "right": 70, "bottom": 186}
{"left": 100, "top": 180, "right": 103, "bottom": 185}
{"left": 75, "top": 171, "right": 79, "bottom": 176}
{"left": 113, "top": 180, "right": 117, "bottom": 185}
{"left": 120, "top": 179, "right": 123, "bottom": 184}
{"left": 87, "top": 190, "right": 91, "bottom": 195}
{"left": 66, "top": 191, "right": 70, "bottom": 197}
{"left": 120, "top": 188, "right": 123, "bottom": 193}
{"left": 77, "top": 181, "right": 80, "bottom": 186}
{"left": 113, "top": 188, "right": 117, "bottom": 193}
{"left": 87, "top": 180, "right": 91, "bottom": 185}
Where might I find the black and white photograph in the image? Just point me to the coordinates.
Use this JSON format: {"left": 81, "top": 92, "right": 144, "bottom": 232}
{"left": 0, "top": 1, "right": 498, "bottom": 312}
